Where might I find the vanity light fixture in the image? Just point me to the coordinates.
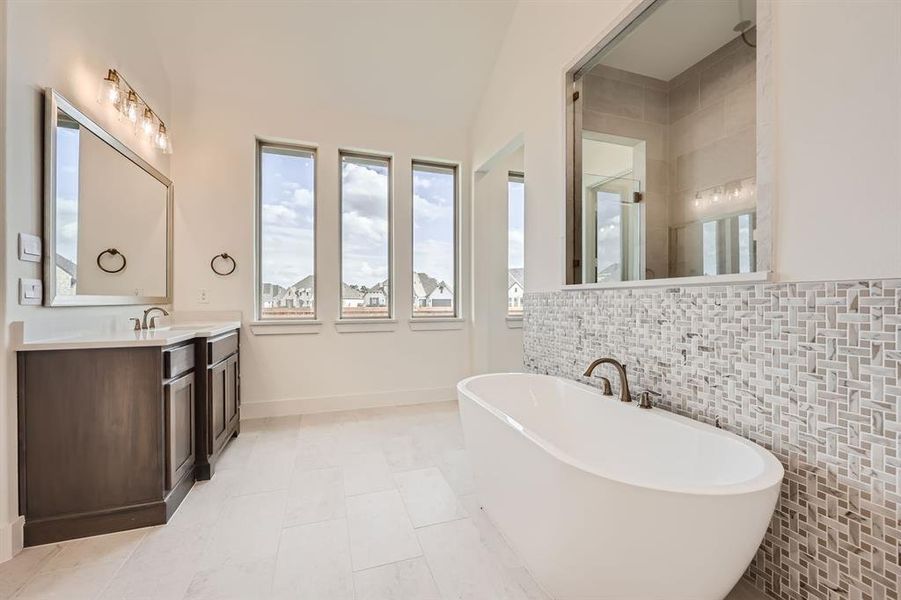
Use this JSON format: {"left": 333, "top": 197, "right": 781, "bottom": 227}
{"left": 98, "top": 68, "right": 172, "bottom": 154}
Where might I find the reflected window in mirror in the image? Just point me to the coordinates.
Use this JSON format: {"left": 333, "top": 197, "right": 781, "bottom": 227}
{"left": 566, "top": 0, "right": 760, "bottom": 284}
{"left": 257, "top": 143, "right": 317, "bottom": 320}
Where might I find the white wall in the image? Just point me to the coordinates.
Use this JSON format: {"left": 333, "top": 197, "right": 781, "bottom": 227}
{"left": 471, "top": 0, "right": 901, "bottom": 293}
{"left": 1, "top": 0, "right": 173, "bottom": 560}
{"left": 773, "top": 1, "right": 901, "bottom": 280}
{"left": 472, "top": 146, "right": 524, "bottom": 374}
{"left": 0, "top": 0, "right": 10, "bottom": 564}
{"left": 166, "top": 4, "right": 475, "bottom": 415}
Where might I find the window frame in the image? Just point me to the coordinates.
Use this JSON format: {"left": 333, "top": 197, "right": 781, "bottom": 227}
{"left": 254, "top": 139, "right": 319, "bottom": 322}
{"left": 411, "top": 159, "right": 460, "bottom": 320}
{"left": 338, "top": 150, "right": 394, "bottom": 320}
{"left": 507, "top": 171, "right": 525, "bottom": 319}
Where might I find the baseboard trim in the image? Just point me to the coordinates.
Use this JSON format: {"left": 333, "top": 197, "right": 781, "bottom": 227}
{"left": 0, "top": 515, "right": 25, "bottom": 563}
{"left": 240, "top": 386, "right": 456, "bottom": 419}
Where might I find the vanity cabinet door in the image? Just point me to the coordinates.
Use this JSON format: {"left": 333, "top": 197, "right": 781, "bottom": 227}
{"left": 209, "top": 360, "right": 228, "bottom": 453}
{"left": 165, "top": 372, "right": 195, "bottom": 490}
{"left": 224, "top": 354, "right": 239, "bottom": 428}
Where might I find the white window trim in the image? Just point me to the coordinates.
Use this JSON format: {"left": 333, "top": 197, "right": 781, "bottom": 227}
{"left": 507, "top": 171, "right": 525, "bottom": 319}
{"left": 254, "top": 138, "right": 319, "bottom": 323}
{"left": 339, "top": 150, "right": 394, "bottom": 320}
{"left": 411, "top": 159, "right": 461, "bottom": 320}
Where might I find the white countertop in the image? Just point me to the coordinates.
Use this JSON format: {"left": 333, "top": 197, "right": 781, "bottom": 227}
{"left": 14, "top": 318, "right": 241, "bottom": 352}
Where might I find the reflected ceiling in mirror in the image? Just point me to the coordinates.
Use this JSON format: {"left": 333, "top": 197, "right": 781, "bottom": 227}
{"left": 45, "top": 90, "right": 172, "bottom": 306}
{"left": 566, "top": 0, "right": 764, "bottom": 286}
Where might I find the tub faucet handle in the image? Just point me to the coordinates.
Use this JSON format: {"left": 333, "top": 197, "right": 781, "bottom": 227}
{"left": 637, "top": 391, "right": 654, "bottom": 409}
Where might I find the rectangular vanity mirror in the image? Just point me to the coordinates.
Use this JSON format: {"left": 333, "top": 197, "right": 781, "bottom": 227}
{"left": 566, "top": 0, "right": 766, "bottom": 285}
{"left": 43, "top": 89, "right": 173, "bottom": 306}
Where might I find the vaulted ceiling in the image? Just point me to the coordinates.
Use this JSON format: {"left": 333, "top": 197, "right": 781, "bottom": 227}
{"left": 157, "top": 0, "right": 517, "bottom": 131}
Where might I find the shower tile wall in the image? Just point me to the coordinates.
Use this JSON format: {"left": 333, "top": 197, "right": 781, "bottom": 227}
{"left": 582, "top": 33, "right": 757, "bottom": 279}
{"left": 523, "top": 281, "right": 900, "bottom": 600}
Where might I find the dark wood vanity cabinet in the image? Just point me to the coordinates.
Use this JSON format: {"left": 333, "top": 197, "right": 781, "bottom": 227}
{"left": 17, "top": 328, "right": 240, "bottom": 546}
{"left": 194, "top": 331, "right": 241, "bottom": 480}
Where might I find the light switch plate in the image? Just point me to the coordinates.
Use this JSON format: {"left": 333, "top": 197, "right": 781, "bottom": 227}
{"left": 18, "top": 233, "right": 42, "bottom": 263}
{"left": 19, "top": 278, "right": 42, "bottom": 305}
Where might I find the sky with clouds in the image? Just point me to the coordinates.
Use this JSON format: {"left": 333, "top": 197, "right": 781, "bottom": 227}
{"left": 413, "top": 165, "right": 455, "bottom": 286}
{"left": 508, "top": 178, "right": 524, "bottom": 270}
{"left": 260, "top": 149, "right": 315, "bottom": 289}
{"left": 341, "top": 157, "right": 390, "bottom": 289}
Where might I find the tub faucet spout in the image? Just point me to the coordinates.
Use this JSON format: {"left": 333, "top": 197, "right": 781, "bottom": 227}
{"left": 583, "top": 357, "right": 632, "bottom": 403}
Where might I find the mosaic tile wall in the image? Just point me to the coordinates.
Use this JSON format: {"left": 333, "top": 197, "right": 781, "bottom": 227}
{"left": 522, "top": 280, "right": 900, "bottom": 600}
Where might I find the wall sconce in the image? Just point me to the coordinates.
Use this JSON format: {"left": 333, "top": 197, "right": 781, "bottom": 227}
{"left": 98, "top": 68, "right": 172, "bottom": 154}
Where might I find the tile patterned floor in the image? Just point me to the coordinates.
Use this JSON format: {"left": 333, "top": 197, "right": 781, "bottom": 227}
{"left": 0, "top": 401, "right": 767, "bottom": 599}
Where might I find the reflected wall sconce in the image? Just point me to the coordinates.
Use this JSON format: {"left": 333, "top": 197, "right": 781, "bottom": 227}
{"left": 98, "top": 69, "right": 172, "bottom": 154}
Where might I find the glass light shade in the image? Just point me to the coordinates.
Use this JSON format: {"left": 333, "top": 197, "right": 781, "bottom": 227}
{"left": 98, "top": 70, "right": 121, "bottom": 106}
{"left": 124, "top": 91, "right": 139, "bottom": 124}
{"left": 155, "top": 124, "right": 172, "bottom": 154}
{"left": 139, "top": 108, "right": 155, "bottom": 137}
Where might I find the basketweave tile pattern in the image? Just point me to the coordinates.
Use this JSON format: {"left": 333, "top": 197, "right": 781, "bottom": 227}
{"left": 522, "top": 280, "right": 901, "bottom": 600}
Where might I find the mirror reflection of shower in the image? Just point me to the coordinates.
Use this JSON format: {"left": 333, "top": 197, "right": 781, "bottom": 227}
{"left": 570, "top": 0, "right": 758, "bottom": 283}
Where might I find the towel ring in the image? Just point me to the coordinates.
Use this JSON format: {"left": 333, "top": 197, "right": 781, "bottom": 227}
{"left": 96, "top": 248, "right": 127, "bottom": 274}
{"left": 210, "top": 252, "right": 237, "bottom": 276}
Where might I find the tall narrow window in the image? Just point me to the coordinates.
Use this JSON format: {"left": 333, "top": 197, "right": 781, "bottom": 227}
{"left": 340, "top": 152, "right": 391, "bottom": 318}
{"left": 257, "top": 143, "right": 316, "bottom": 320}
{"left": 412, "top": 162, "right": 456, "bottom": 318}
{"left": 507, "top": 172, "right": 525, "bottom": 317}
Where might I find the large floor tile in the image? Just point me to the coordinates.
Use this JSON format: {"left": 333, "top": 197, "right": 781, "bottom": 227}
{"left": 272, "top": 519, "right": 353, "bottom": 599}
{"left": 183, "top": 558, "right": 275, "bottom": 600}
{"left": 346, "top": 489, "right": 422, "bottom": 571}
{"left": 284, "top": 466, "right": 346, "bottom": 527}
{"left": 0, "top": 544, "right": 60, "bottom": 599}
{"left": 343, "top": 450, "right": 395, "bottom": 496}
{"left": 394, "top": 467, "right": 467, "bottom": 527}
{"left": 435, "top": 448, "right": 476, "bottom": 496}
{"left": 199, "top": 489, "right": 287, "bottom": 569}
{"left": 353, "top": 557, "right": 441, "bottom": 600}
{"left": 418, "top": 518, "right": 543, "bottom": 600}
{"left": 39, "top": 528, "right": 146, "bottom": 572}
{"left": 16, "top": 561, "right": 121, "bottom": 600}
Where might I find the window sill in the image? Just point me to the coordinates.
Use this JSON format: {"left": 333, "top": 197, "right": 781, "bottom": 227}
{"left": 506, "top": 316, "right": 524, "bottom": 329}
{"left": 334, "top": 318, "right": 398, "bottom": 333}
{"left": 409, "top": 317, "right": 466, "bottom": 331}
{"left": 250, "top": 320, "right": 323, "bottom": 336}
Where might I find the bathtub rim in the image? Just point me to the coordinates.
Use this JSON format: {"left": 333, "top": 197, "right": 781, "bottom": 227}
{"left": 457, "top": 372, "right": 785, "bottom": 497}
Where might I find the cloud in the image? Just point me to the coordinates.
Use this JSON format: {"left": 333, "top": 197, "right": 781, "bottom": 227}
{"left": 413, "top": 193, "right": 451, "bottom": 222}
{"left": 413, "top": 238, "right": 454, "bottom": 284}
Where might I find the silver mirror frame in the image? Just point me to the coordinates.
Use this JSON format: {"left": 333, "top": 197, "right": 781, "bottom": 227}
{"left": 43, "top": 88, "right": 174, "bottom": 306}
{"left": 563, "top": 0, "right": 774, "bottom": 287}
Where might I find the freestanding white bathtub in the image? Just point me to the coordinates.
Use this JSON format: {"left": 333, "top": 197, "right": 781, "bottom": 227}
{"left": 457, "top": 373, "right": 783, "bottom": 600}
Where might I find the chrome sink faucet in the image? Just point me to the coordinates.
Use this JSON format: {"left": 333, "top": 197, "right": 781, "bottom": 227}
{"left": 142, "top": 306, "right": 169, "bottom": 330}
{"left": 583, "top": 357, "right": 632, "bottom": 403}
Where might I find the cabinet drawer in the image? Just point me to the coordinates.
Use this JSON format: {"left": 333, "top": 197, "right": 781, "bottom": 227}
{"left": 208, "top": 332, "right": 238, "bottom": 365}
{"left": 164, "top": 344, "right": 195, "bottom": 379}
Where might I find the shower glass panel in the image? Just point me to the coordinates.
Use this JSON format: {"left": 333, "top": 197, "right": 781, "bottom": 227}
{"left": 591, "top": 176, "right": 642, "bottom": 283}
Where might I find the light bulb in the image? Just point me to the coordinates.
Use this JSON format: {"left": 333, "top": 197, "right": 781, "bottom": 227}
{"left": 155, "top": 123, "right": 172, "bottom": 154}
{"left": 139, "top": 108, "right": 155, "bottom": 137}
{"left": 123, "top": 91, "right": 139, "bottom": 124}
{"left": 98, "top": 69, "right": 121, "bottom": 106}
